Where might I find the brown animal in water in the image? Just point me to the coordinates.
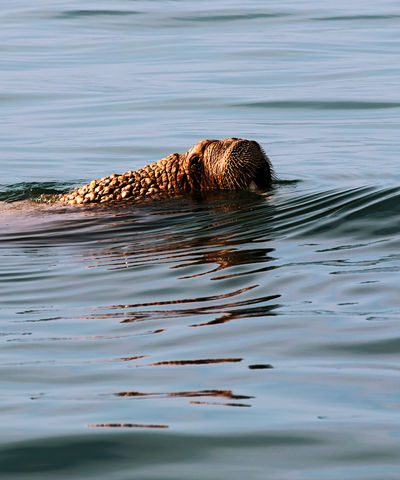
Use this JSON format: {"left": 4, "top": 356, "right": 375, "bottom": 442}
{"left": 59, "top": 138, "right": 273, "bottom": 205}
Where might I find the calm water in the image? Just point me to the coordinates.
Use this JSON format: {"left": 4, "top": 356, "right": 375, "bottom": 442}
{"left": 1, "top": 1, "right": 400, "bottom": 479}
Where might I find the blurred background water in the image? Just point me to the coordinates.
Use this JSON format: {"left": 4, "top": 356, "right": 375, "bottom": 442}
{"left": 1, "top": 1, "right": 400, "bottom": 479}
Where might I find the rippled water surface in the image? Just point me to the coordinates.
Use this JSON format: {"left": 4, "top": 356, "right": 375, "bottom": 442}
{"left": 1, "top": 1, "right": 400, "bottom": 479}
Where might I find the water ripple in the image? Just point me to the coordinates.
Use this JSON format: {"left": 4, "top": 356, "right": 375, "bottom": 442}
{"left": 237, "top": 100, "right": 400, "bottom": 110}
{"left": 55, "top": 10, "right": 142, "bottom": 19}
{"left": 2, "top": 0, "right": 400, "bottom": 477}
{"left": 1, "top": 184, "right": 399, "bottom": 246}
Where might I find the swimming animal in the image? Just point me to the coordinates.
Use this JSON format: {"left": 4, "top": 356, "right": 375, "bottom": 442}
{"left": 59, "top": 138, "right": 272, "bottom": 205}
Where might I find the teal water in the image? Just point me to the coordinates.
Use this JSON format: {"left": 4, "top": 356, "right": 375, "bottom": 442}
{"left": 1, "top": 1, "right": 400, "bottom": 479}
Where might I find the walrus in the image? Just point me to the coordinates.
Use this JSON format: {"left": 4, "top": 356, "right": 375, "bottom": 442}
{"left": 59, "top": 138, "right": 272, "bottom": 205}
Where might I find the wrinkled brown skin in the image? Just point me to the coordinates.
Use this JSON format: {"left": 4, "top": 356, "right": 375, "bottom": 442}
{"left": 59, "top": 138, "right": 273, "bottom": 205}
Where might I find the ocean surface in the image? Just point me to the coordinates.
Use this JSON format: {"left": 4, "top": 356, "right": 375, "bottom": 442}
{"left": 1, "top": 1, "right": 400, "bottom": 479}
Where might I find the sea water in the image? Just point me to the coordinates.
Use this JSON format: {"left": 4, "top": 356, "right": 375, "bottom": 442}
{"left": 1, "top": 1, "right": 400, "bottom": 479}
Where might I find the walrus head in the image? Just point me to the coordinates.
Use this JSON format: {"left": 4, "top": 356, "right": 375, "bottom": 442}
{"left": 183, "top": 137, "right": 273, "bottom": 192}
{"left": 59, "top": 138, "right": 273, "bottom": 205}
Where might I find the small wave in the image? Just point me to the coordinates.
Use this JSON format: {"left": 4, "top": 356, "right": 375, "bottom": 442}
{"left": 54, "top": 10, "right": 141, "bottom": 19}
{"left": 1, "top": 185, "right": 399, "bottom": 249}
{"left": 236, "top": 100, "right": 400, "bottom": 111}
{"left": 313, "top": 14, "right": 400, "bottom": 22}
{"left": 0, "top": 182, "right": 71, "bottom": 203}
{"left": 173, "top": 12, "right": 292, "bottom": 23}
{"left": 86, "top": 423, "right": 168, "bottom": 428}
{"left": 284, "top": 186, "right": 400, "bottom": 238}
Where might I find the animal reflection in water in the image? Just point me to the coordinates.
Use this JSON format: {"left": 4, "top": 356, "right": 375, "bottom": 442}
{"left": 81, "top": 236, "right": 280, "bottom": 327}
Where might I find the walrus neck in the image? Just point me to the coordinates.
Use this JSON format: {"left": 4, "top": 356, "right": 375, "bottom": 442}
{"left": 59, "top": 152, "right": 190, "bottom": 205}
{"left": 148, "top": 152, "right": 189, "bottom": 193}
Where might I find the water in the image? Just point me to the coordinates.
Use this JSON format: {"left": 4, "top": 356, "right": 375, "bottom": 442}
{"left": 1, "top": 1, "right": 400, "bottom": 479}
